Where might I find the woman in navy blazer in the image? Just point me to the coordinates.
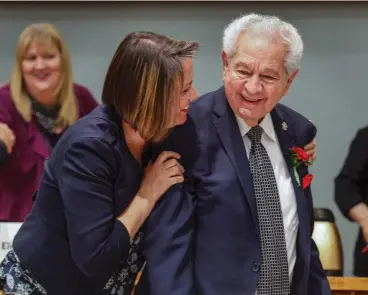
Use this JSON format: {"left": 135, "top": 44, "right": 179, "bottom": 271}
{"left": 0, "top": 31, "right": 199, "bottom": 295}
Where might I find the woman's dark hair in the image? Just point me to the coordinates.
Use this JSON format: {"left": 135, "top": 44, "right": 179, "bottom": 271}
{"left": 102, "top": 31, "right": 199, "bottom": 142}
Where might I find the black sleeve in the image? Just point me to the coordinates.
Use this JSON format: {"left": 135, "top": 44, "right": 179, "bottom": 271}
{"left": 0, "top": 139, "right": 8, "bottom": 167}
{"left": 334, "top": 128, "right": 368, "bottom": 220}
{"left": 58, "top": 138, "right": 131, "bottom": 280}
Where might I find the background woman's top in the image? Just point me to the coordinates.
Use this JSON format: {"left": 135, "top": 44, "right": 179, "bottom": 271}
{"left": 0, "top": 84, "right": 98, "bottom": 221}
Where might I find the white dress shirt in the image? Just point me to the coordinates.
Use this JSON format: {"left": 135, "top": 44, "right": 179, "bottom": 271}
{"left": 235, "top": 113, "right": 298, "bottom": 286}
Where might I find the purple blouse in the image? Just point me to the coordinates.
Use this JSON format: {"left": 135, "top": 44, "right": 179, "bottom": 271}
{"left": 0, "top": 84, "right": 99, "bottom": 221}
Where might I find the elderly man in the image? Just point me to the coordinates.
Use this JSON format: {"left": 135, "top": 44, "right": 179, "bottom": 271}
{"left": 143, "top": 13, "right": 330, "bottom": 295}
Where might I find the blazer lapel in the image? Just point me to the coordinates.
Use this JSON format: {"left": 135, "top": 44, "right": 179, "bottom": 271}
{"left": 212, "top": 88, "right": 259, "bottom": 236}
{"left": 271, "top": 106, "right": 311, "bottom": 259}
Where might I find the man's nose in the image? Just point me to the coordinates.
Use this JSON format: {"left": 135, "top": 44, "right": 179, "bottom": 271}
{"left": 244, "top": 75, "right": 262, "bottom": 95}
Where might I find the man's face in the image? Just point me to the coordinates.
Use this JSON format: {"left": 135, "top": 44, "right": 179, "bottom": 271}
{"left": 222, "top": 32, "right": 298, "bottom": 126}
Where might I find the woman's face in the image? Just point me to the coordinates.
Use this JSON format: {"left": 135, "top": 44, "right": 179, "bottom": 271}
{"left": 21, "top": 41, "right": 62, "bottom": 104}
{"left": 168, "top": 58, "right": 199, "bottom": 128}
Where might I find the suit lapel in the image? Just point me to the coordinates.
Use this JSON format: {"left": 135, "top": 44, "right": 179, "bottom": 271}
{"left": 212, "top": 93, "right": 312, "bottom": 247}
{"left": 271, "top": 106, "right": 311, "bottom": 261}
{"left": 212, "top": 88, "right": 259, "bottom": 236}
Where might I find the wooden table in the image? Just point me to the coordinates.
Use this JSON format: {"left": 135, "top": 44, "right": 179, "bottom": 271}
{"left": 328, "top": 277, "right": 368, "bottom": 295}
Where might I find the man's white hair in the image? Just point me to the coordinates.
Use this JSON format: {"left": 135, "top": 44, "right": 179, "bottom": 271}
{"left": 222, "top": 13, "right": 304, "bottom": 75}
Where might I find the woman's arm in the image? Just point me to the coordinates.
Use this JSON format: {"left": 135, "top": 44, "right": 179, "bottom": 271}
{"left": 117, "top": 195, "right": 153, "bottom": 239}
{"left": 335, "top": 128, "right": 368, "bottom": 243}
{"left": 0, "top": 89, "right": 16, "bottom": 167}
{"left": 59, "top": 138, "right": 130, "bottom": 280}
{"left": 335, "top": 128, "right": 368, "bottom": 220}
{"left": 0, "top": 123, "right": 15, "bottom": 166}
{"left": 58, "top": 138, "right": 184, "bottom": 280}
{"left": 118, "top": 151, "right": 185, "bottom": 238}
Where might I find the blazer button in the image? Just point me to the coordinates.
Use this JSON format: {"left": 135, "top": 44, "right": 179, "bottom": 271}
{"left": 252, "top": 263, "right": 260, "bottom": 273}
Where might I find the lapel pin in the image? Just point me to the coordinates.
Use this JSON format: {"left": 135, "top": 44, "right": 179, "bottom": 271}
{"left": 281, "top": 121, "right": 288, "bottom": 131}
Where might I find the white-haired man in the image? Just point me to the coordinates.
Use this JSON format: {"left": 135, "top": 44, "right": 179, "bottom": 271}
{"left": 143, "top": 13, "right": 331, "bottom": 295}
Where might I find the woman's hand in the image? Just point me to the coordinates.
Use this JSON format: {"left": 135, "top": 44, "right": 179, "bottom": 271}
{"left": 361, "top": 218, "right": 368, "bottom": 244}
{"left": 304, "top": 138, "right": 316, "bottom": 161}
{"left": 350, "top": 203, "right": 368, "bottom": 244}
{"left": 117, "top": 151, "right": 185, "bottom": 239}
{"left": 138, "top": 151, "right": 185, "bottom": 205}
{"left": 0, "top": 123, "right": 15, "bottom": 153}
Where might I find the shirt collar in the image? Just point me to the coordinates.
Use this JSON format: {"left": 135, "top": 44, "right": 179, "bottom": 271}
{"left": 235, "top": 112, "right": 277, "bottom": 142}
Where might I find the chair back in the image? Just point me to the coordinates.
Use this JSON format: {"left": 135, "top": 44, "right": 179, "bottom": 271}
{"left": 312, "top": 208, "right": 344, "bottom": 276}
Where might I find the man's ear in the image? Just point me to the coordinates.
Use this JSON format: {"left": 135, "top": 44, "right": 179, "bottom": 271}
{"left": 221, "top": 50, "right": 229, "bottom": 67}
{"left": 221, "top": 50, "right": 229, "bottom": 79}
{"left": 282, "top": 69, "right": 299, "bottom": 97}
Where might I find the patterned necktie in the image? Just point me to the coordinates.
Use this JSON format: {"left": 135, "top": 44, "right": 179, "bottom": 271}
{"left": 247, "top": 125, "right": 290, "bottom": 295}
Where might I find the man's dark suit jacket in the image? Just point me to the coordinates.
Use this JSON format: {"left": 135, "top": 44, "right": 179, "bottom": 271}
{"left": 143, "top": 87, "right": 331, "bottom": 295}
{"left": 335, "top": 126, "right": 368, "bottom": 276}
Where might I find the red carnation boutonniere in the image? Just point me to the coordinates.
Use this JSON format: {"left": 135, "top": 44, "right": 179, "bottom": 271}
{"left": 302, "top": 173, "right": 313, "bottom": 190}
{"left": 290, "top": 146, "right": 314, "bottom": 189}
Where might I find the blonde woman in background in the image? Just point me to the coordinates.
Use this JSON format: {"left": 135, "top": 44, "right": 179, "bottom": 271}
{"left": 0, "top": 23, "right": 98, "bottom": 222}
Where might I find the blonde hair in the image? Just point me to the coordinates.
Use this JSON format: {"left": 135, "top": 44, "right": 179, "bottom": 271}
{"left": 10, "top": 23, "right": 78, "bottom": 127}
